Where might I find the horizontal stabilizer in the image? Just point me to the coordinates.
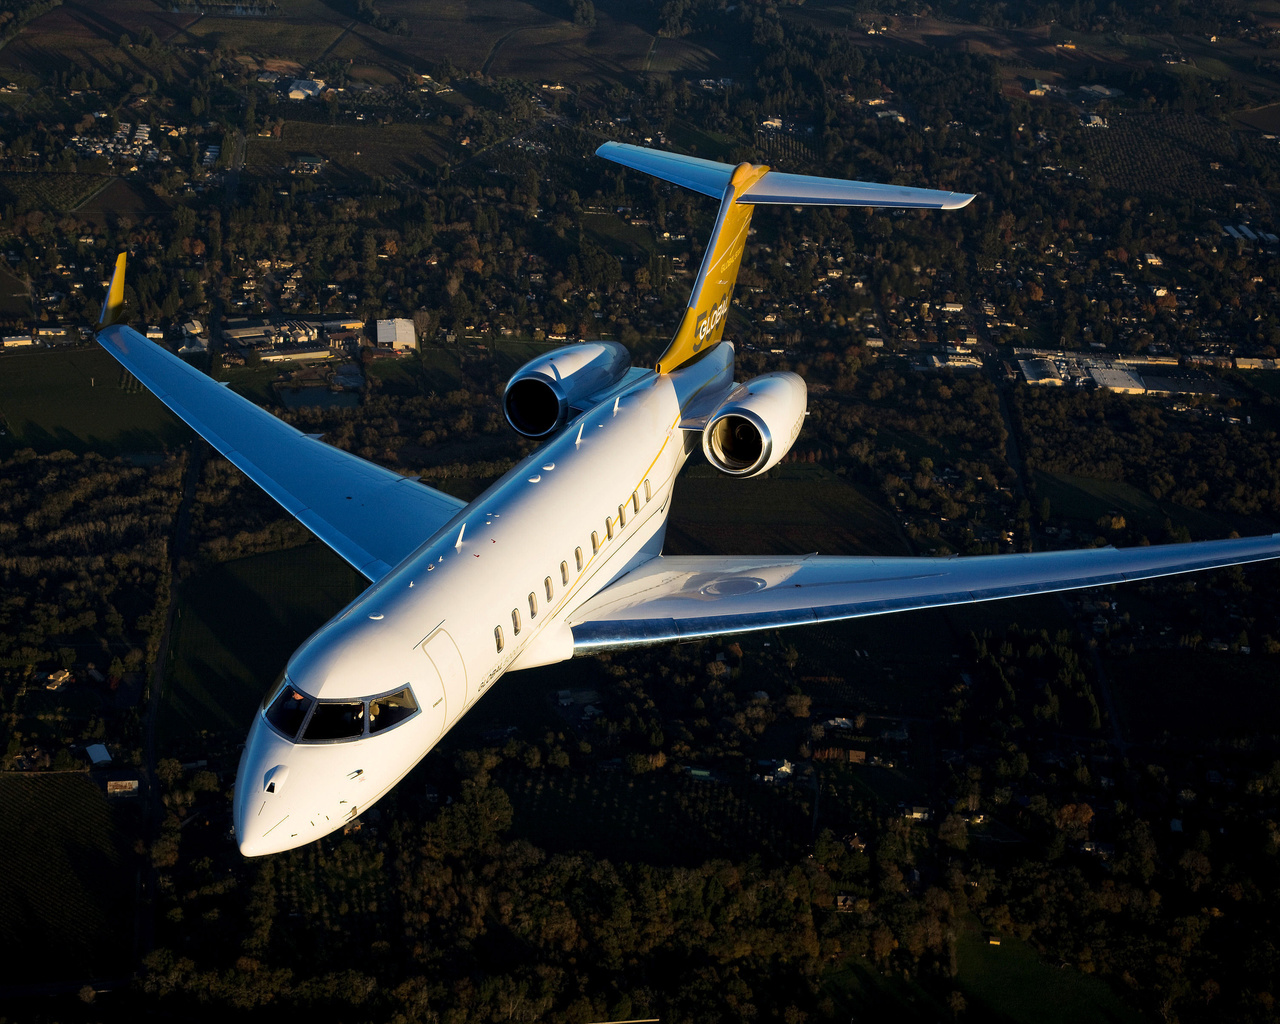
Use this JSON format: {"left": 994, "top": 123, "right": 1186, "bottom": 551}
{"left": 741, "top": 171, "right": 974, "bottom": 209}
{"left": 596, "top": 141, "right": 974, "bottom": 209}
{"left": 596, "top": 141, "right": 734, "bottom": 198}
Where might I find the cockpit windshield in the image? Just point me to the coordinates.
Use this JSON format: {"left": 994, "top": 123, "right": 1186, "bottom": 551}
{"left": 265, "top": 683, "right": 313, "bottom": 739}
{"left": 303, "top": 701, "right": 365, "bottom": 741}
{"left": 370, "top": 687, "right": 418, "bottom": 732}
{"left": 261, "top": 678, "right": 419, "bottom": 742}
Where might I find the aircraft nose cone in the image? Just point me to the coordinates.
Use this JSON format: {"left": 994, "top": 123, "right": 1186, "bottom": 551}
{"left": 233, "top": 715, "right": 297, "bottom": 857}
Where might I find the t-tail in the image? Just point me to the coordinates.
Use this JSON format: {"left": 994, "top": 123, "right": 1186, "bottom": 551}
{"left": 596, "top": 141, "right": 975, "bottom": 374}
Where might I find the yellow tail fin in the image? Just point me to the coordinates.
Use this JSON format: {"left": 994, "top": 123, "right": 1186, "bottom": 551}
{"left": 99, "top": 252, "right": 127, "bottom": 328}
{"left": 656, "top": 160, "right": 768, "bottom": 374}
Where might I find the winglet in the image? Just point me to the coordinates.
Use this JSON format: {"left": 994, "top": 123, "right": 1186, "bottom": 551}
{"left": 98, "top": 252, "right": 127, "bottom": 328}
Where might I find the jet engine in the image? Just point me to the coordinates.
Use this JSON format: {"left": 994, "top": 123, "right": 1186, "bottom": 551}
{"left": 503, "top": 341, "right": 631, "bottom": 438}
{"left": 701, "top": 372, "right": 807, "bottom": 478}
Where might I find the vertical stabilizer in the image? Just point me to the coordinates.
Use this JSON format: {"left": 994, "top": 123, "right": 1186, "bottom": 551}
{"left": 99, "top": 252, "right": 127, "bottom": 328}
{"left": 657, "top": 160, "right": 768, "bottom": 374}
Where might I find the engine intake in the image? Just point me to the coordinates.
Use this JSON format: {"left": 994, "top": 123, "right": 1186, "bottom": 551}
{"left": 503, "top": 341, "right": 631, "bottom": 438}
{"left": 701, "top": 372, "right": 807, "bottom": 478}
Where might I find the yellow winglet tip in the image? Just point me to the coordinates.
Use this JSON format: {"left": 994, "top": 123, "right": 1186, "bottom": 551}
{"left": 98, "top": 252, "right": 127, "bottom": 328}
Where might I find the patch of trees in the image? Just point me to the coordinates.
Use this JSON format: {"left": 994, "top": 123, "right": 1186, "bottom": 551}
{"left": 0, "top": 449, "right": 183, "bottom": 761}
{"left": 1014, "top": 388, "right": 1280, "bottom": 522}
{"left": 355, "top": 0, "right": 408, "bottom": 36}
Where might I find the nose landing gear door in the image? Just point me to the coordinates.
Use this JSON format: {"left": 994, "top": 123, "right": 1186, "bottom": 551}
{"left": 422, "top": 629, "right": 468, "bottom": 726}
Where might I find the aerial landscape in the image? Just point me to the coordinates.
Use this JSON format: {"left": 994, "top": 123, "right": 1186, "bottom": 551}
{"left": 5, "top": 0, "right": 1280, "bottom": 1021}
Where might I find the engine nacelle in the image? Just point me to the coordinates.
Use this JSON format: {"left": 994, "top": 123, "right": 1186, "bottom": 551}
{"left": 701, "top": 372, "right": 807, "bottom": 478}
{"left": 503, "top": 341, "right": 631, "bottom": 438}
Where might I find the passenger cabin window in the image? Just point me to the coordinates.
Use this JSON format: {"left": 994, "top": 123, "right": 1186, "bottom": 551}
{"left": 545, "top": 576, "right": 554, "bottom": 601}
{"left": 494, "top": 625, "right": 504, "bottom": 652}
{"left": 370, "top": 687, "right": 418, "bottom": 733}
{"left": 528, "top": 592, "right": 538, "bottom": 618}
{"left": 575, "top": 547, "right": 583, "bottom": 570}
{"left": 304, "top": 701, "right": 364, "bottom": 741}
{"left": 632, "top": 491, "right": 640, "bottom": 514}
{"left": 618, "top": 502, "right": 628, "bottom": 528}
{"left": 512, "top": 608, "right": 521, "bottom": 635}
{"left": 591, "top": 532, "right": 600, "bottom": 554}
{"left": 560, "top": 561, "right": 570, "bottom": 585}
{"left": 265, "top": 683, "right": 313, "bottom": 739}
{"left": 644, "top": 479, "right": 652, "bottom": 503}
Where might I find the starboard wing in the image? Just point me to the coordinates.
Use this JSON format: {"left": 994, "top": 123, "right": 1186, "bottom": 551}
{"left": 97, "top": 323, "right": 465, "bottom": 581}
{"left": 568, "top": 537, "right": 1280, "bottom": 651}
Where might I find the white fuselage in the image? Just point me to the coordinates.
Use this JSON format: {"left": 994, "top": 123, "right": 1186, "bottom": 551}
{"left": 232, "top": 345, "right": 734, "bottom": 855}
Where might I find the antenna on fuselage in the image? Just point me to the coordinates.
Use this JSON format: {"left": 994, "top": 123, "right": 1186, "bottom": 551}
{"left": 455, "top": 522, "right": 466, "bottom": 551}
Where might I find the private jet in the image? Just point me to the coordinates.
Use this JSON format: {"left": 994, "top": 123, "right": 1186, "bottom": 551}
{"left": 95, "top": 142, "right": 1280, "bottom": 855}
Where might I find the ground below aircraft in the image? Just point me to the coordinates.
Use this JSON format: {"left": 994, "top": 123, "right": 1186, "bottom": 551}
{"left": 94, "top": 142, "right": 1280, "bottom": 855}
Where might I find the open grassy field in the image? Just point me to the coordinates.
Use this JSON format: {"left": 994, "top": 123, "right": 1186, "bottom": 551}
{"left": 822, "top": 924, "right": 1146, "bottom": 1024}
{"left": 580, "top": 211, "right": 659, "bottom": 259}
{"left": 0, "top": 774, "right": 136, "bottom": 985}
{"left": 665, "top": 461, "right": 908, "bottom": 557}
{"left": 161, "top": 545, "right": 365, "bottom": 744}
{"left": 246, "top": 120, "right": 453, "bottom": 178}
{"left": 216, "top": 363, "right": 288, "bottom": 407}
{"left": 0, "top": 347, "right": 189, "bottom": 456}
{"left": 74, "top": 177, "right": 167, "bottom": 228}
{"left": 955, "top": 924, "right": 1145, "bottom": 1024}
{"left": 1105, "top": 647, "right": 1280, "bottom": 746}
{"left": 1034, "top": 469, "right": 1242, "bottom": 540}
{"left": 183, "top": 8, "right": 347, "bottom": 60}
{"left": 0, "top": 266, "right": 30, "bottom": 317}
{"left": 0, "top": 1, "right": 197, "bottom": 84}
{"left": 168, "top": 0, "right": 659, "bottom": 84}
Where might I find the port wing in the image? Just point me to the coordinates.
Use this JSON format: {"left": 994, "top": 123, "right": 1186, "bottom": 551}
{"left": 97, "top": 323, "right": 464, "bottom": 581}
{"left": 568, "top": 538, "right": 1280, "bottom": 651}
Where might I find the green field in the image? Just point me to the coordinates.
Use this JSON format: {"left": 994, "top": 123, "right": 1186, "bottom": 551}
{"left": 246, "top": 121, "right": 453, "bottom": 178}
{"left": 0, "top": 347, "right": 189, "bottom": 455}
{"left": 0, "top": 265, "right": 29, "bottom": 316}
{"left": 581, "top": 210, "right": 659, "bottom": 259}
{"left": 1034, "top": 469, "right": 1241, "bottom": 540}
{"left": 184, "top": 9, "right": 346, "bottom": 59}
{"left": 0, "top": 774, "right": 136, "bottom": 985}
{"left": 161, "top": 545, "right": 365, "bottom": 744}
{"left": 824, "top": 922, "right": 1145, "bottom": 1023}
{"left": 1106, "top": 647, "right": 1280, "bottom": 746}
{"left": 216, "top": 362, "right": 288, "bottom": 407}
{"left": 666, "top": 462, "right": 908, "bottom": 557}
{"left": 955, "top": 926, "right": 1145, "bottom": 1024}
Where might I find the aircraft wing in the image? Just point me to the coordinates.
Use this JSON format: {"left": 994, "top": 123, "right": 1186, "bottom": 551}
{"left": 568, "top": 536, "right": 1280, "bottom": 651}
{"left": 97, "top": 324, "right": 465, "bottom": 581}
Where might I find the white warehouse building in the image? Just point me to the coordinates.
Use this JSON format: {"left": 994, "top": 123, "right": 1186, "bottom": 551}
{"left": 375, "top": 318, "right": 417, "bottom": 351}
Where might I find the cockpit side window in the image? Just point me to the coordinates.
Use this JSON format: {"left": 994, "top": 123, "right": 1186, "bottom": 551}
{"left": 303, "top": 701, "right": 365, "bottom": 741}
{"left": 265, "top": 683, "right": 313, "bottom": 740}
{"left": 370, "top": 687, "right": 418, "bottom": 733}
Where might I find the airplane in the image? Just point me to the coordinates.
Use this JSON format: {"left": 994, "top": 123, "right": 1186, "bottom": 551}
{"left": 94, "top": 142, "right": 1280, "bottom": 856}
